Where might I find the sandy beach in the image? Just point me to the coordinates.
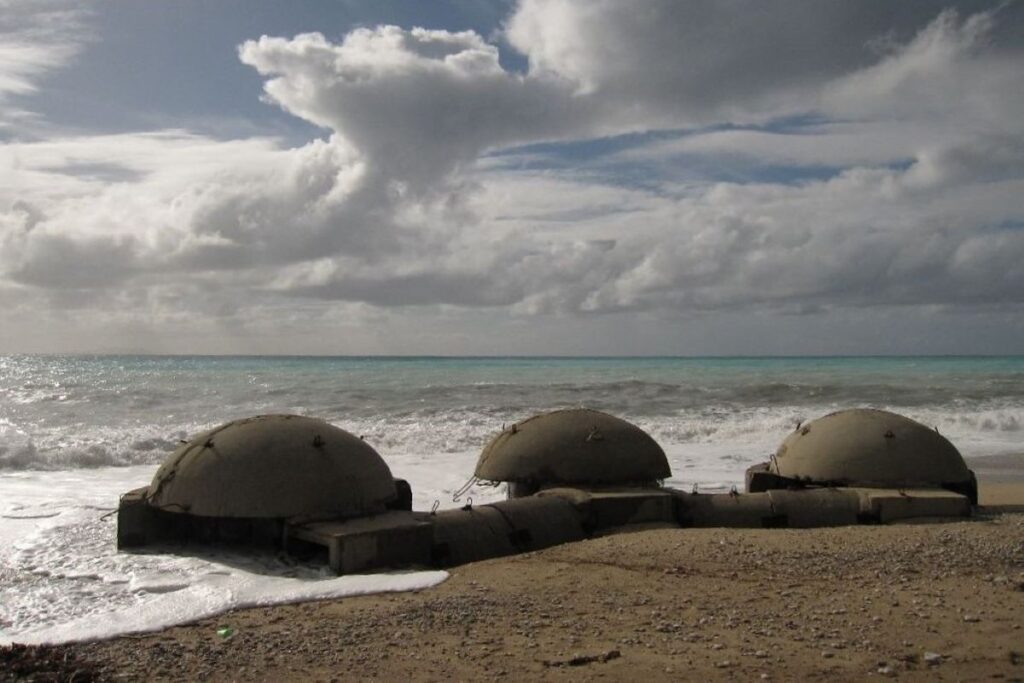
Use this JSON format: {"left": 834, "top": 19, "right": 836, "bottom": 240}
{"left": 5, "top": 459, "right": 1024, "bottom": 682}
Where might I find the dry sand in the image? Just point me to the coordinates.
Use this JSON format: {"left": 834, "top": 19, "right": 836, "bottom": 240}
{"left": 5, "top": 465, "right": 1024, "bottom": 682}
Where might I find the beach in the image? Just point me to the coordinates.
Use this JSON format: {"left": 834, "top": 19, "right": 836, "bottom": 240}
{"left": 4, "top": 465, "right": 1021, "bottom": 682}
{"left": 5, "top": 0, "right": 1024, "bottom": 677}
{"left": 2, "top": 356, "right": 1023, "bottom": 680}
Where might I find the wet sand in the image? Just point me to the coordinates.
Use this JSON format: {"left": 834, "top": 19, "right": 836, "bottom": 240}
{"left": 8, "top": 464, "right": 1024, "bottom": 682}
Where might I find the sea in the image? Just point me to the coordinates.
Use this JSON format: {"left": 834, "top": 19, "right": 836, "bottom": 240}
{"left": 2, "top": 354, "right": 1022, "bottom": 644}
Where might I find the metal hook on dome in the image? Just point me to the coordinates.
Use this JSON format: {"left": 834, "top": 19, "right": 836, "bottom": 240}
{"left": 452, "top": 475, "right": 478, "bottom": 503}
{"left": 462, "top": 496, "right": 473, "bottom": 512}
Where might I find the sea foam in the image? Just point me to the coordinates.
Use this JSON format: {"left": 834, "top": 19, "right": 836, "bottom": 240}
{"left": 0, "top": 467, "right": 449, "bottom": 645}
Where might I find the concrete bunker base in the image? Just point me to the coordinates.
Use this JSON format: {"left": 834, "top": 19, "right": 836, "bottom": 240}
{"left": 119, "top": 484, "right": 973, "bottom": 575}
{"left": 746, "top": 462, "right": 980, "bottom": 506}
{"left": 117, "top": 487, "right": 287, "bottom": 549}
{"left": 674, "top": 487, "right": 970, "bottom": 529}
{"left": 277, "top": 485, "right": 972, "bottom": 574}
{"left": 857, "top": 488, "right": 972, "bottom": 523}
{"left": 117, "top": 478, "right": 414, "bottom": 551}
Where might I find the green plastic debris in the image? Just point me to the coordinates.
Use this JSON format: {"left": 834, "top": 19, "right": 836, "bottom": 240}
{"left": 216, "top": 626, "right": 235, "bottom": 639}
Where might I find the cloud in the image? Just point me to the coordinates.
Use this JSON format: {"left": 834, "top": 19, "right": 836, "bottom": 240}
{"left": 1, "top": 1, "right": 1023, "bottom": 353}
{"left": 1, "top": 131, "right": 383, "bottom": 284}
{"left": 455, "top": 159, "right": 1024, "bottom": 316}
{"left": 822, "top": 8, "right": 1024, "bottom": 132}
{"left": 503, "top": 0, "right": 1018, "bottom": 127}
{"left": 0, "top": 0, "right": 91, "bottom": 131}
{"left": 238, "top": 26, "right": 587, "bottom": 191}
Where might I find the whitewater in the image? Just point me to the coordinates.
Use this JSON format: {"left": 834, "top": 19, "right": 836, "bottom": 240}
{"left": 2, "top": 355, "right": 1022, "bottom": 644}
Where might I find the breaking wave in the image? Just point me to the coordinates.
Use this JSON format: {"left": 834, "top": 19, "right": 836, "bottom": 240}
{"left": 1, "top": 354, "right": 1022, "bottom": 471}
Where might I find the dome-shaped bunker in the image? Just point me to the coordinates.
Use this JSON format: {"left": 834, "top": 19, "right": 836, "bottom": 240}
{"left": 749, "top": 408, "right": 975, "bottom": 502}
{"left": 475, "top": 408, "right": 670, "bottom": 496}
{"left": 146, "top": 414, "right": 397, "bottom": 519}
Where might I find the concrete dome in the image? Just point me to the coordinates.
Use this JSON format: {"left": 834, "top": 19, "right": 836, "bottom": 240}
{"left": 475, "top": 408, "right": 670, "bottom": 487}
{"left": 146, "top": 415, "right": 396, "bottom": 519}
{"left": 772, "top": 408, "right": 972, "bottom": 489}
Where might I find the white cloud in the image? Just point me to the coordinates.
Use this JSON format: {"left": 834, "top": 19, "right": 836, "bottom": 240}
{"left": 1, "top": 1, "right": 1023, "bottom": 353}
{"left": 821, "top": 9, "right": 1022, "bottom": 130}
{"left": 0, "top": 131, "right": 380, "bottom": 282}
{"left": 503, "top": 0, "right": 1016, "bottom": 127}
{"left": 238, "top": 26, "right": 588, "bottom": 191}
{"left": 0, "top": 0, "right": 91, "bottom": 130}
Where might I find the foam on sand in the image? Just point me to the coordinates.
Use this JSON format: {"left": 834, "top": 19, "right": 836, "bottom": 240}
{"left": 0, "top": 466, "right": 447, "bottom": 646}
{"left": 9, "top": 569, "right": 449, "bottom": 646}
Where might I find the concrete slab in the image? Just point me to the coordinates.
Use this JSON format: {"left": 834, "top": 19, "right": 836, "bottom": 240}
{"left": 288, "top": 511, "right": 433, "bottom": 574}
{"left": 853, "top": 488, "right": 971, "bottom": 523}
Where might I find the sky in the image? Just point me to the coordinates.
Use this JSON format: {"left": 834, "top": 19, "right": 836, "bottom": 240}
{"left": 1, "top": 0, "right": 1022, "bottom": 356}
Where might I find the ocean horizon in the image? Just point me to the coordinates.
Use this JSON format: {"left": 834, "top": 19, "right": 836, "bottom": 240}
{"left": 3, "top": 353, "right": 1022, "bottom": 472}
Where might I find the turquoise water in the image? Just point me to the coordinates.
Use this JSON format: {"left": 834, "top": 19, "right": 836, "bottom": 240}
{"left": 1, "top": 355, "right": 1022, "bottom": 470}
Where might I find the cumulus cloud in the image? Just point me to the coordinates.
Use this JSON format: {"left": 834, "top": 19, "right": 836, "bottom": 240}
{"left": 504, "top": 0, "right": 1021, "bottom": 126}
{"left": 238, "top": 27, "right": 588, "bottom": 191}
{"left": 1, "top": 0, "right": 1023, "bottom": 353}
{"left": 0, "top": 132, "right": 360, "bottom": 286}
{"left": 821, "top": 11, "right": 1024, "bottom": 152}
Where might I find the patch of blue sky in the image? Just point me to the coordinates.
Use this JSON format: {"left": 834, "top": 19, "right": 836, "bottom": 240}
{"left": 485, "top": 142, "right": 845, "bottom": 189}
{"left": 621, "top": 157, "right": 843, "bottom": 189}
{"left": 485, "top": 117, "right": 922, "bottom": 189}
{"left": 487, "top": 127, "right": 725, "bottom": 164}
{"left": 686, "top": 158, "right": 846, "bottom": 185}
{"left": 485, "top": 116, "right": 833, "bottom": 166}
{"left": 24, "top": 0, "right": 516, "bottom": 142}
